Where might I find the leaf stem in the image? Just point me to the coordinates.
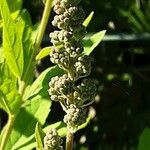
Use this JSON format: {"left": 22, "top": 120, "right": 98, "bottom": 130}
{"left": 34, "top": 0, "right": 53, "bottom": 52}
{"left": 0, "top": 115, "right": 15, "bottom": 150}
{"left": 66, "top": 130, "right": 74, "bottom": 150}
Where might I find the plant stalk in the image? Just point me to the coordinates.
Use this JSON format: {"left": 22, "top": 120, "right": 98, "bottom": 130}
{"left": 66, "top": 129, "right": 74, "bottom": 150}
{"left": 34, "top": 0, "right": 53, "bottom": 52}
{"left": 23, "top": 0, "right": 53, "bottom": 83}
{"left": 0, "top": 115, "right": 15, "bottom": 150}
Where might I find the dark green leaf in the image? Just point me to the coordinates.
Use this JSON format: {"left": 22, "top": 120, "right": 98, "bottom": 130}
{"left": 83, "top": 30, "right": 106, "bottom": 55}
{"left": 138, "top": 128, "right": 150, "bottom": 150}
{"left": 35, "top": 123, "right": 45, "bottom": 150}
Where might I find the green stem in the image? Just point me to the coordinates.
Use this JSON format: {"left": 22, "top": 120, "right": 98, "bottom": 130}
{"left": 66, "top": 129, "right": 74, "bottom": 150}
{"left": 34, "top": 0, "right": 53, "bottom": 52}
{"left": 0, "top": 115, "right": 15, "bottom": 150}
{"left": 0, "top": 80, "right": 25, "bottom": 150}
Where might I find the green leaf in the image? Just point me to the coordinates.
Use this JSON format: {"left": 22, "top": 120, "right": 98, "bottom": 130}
{"left": 0, "top": 19, "right": 2, "bottom": 28}
{"left": 0, "top": 0, "right": 24, "bottom": 77}
{"left": 5, "top": 66, "right": 63, "bottom": 149}
{"left": 0, "top": 90, "right": 10, "bottom": 113}
{"left": 5, "top": 93, "right": 52, "bottom": 149}
{"left": 10, "top": 121, "right": 66, "bottom": 150}
{"left": 138, "top": 128, "right": 150, "bottom": 150}
{"left": 20, "top": 9, "right": 35, "bottom": 84}
{"left": 0, "top": 0, "right": 22, "bottom": 28}
{"left": 83, "top": 30, "right": 106, "bottom": 55}
{"left": 83, "top": 11, "right": 94, "bottom": 27}
{"left": 0, "top": 47, "right": 21, "bottom": 115}
{"left": 35, "top": 123, "right": 45, "bottom": 150}
{"left": 23, "top": 65, "right": 64, "bottom": 101}
{"left": 0, "top": 76, "right": 21, "bottom": 115}
{"left": 36, "top": 46, "right": 52, "bottom": 61}
{"left": 7, "top": 0, "right": 23, "bottom": 19}
{"left": 36, "top": 45, "right": 63, "bottom": 61}
{"left": 78, "top": 116, "right": 91, "bottom": 131}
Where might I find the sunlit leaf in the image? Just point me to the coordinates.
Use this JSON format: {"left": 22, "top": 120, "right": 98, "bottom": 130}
{"left": 83, "top": 11, "right": 94, "bottom": 27}
{"left": 36, "top": 46, "right": 52, "bottom": 61}
{"left": 35, "top": 123, "right": 45, "bottom": 150}
{"left": 0, "top": 0, "right": 24, "bottom": 77}
{"left": 5, "top": 94, "right": 51, "bottom": 149}
{"left": 83, "top": 30, "right": 106, "bottom": 55}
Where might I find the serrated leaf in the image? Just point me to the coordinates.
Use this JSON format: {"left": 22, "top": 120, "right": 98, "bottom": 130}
{"left": 0, "top": 0, "right": 22, "bottom": 28}
{"left": 138, "top": 128, "right": 150, "bottom": 150}
{"left": 23, "top": 65, "right": 64, "bottom": 101}
{"left": 0, "top": 0, "right": 24, "bottom": 77}
{"left": 36, "top": 46, "right": 52, "bottom": 60}
{"left": 83, "top": 11, "right": 94, "bottom": 27}
{"left": 0, "top": 76, "right": 21, "bottom": 115}
{"left": 35, "top": 123, "right": 45, "bottom": 150}
{"left": 83, "top": 30, "right": 106, "bottom": 55}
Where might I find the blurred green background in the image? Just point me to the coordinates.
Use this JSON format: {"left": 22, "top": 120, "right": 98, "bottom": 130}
{"left": 1, "top": 0, "right": 150, "bottom": 149}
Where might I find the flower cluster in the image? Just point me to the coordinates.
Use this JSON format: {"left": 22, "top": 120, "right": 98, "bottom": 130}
{"left": 63, "top": 104, "right": 86, "bottom": 133}
{"left": 48, "top": 0, "right": 97, "bottom": 133}
{"left": 44, "top": 128, "right": 63, "bottom": 150}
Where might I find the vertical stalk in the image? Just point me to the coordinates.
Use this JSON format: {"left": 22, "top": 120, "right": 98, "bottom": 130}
{"left": 0, "top": 115, "right": 15, "bottom": 150}
{"left": 34, "top": 0, "right": 53, "bottom": 52}
{"left": 66, "top": 129, "right": 74, "bottom": 150}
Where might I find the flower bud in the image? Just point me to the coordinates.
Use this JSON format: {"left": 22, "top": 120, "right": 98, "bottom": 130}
{"left": 63, "top": 104, "right": 86, "bottom": 133}
{"left": 44, "top": 128, "right": 63, "bottom": 150}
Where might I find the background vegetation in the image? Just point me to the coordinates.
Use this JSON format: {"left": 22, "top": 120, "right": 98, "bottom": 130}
{"left": 1, "top": 0, "right": 150, "bottom": 149}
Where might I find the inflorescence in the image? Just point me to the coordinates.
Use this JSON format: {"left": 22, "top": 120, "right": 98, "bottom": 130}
{"left": 47, "top": 0, "right": 97, "bottom": 144}
{"left": 44, "top": 128, "right": 63, "bottom": 150}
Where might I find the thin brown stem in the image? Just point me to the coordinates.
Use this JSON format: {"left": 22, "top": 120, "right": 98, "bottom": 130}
{"left": 66, "top": 130, "right": 74, "bottom": 150}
